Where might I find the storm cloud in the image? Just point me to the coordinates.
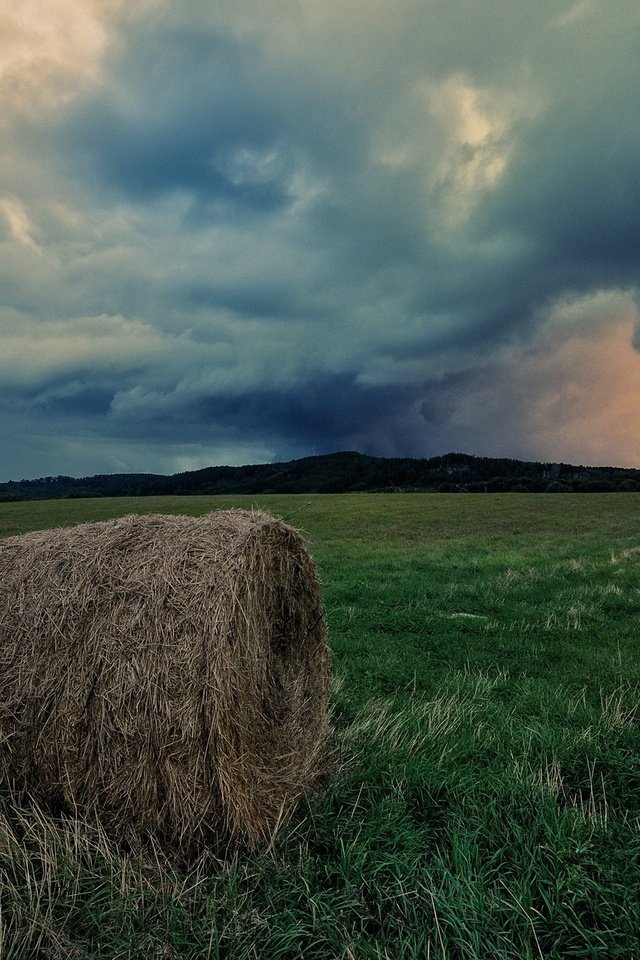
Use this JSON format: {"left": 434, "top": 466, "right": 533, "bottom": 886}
{"left": 1, "top": 0, "right": 639, "bottom": 478}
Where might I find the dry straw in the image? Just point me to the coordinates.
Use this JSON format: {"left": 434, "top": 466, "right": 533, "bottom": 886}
{"left": 0, "top": 509, "right": 330, "bottom": 851}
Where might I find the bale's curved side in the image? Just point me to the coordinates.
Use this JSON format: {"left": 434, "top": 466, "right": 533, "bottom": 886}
{"left": 0, "top": 510, "right": 330, "bottom": 848}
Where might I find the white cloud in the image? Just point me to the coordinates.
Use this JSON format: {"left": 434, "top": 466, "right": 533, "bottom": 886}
{"left": 541, "top": 288, "right": 639, "bottom": 341}
{"left": 0, "top": 196, "right": 41, "bottom": 251}
{"left": 0, "top": 313, "right": 171, "bottom": 388}
{"left": 0, "top": 0, "right": 116, "bottom": 113}
{"left": 422, "top": 74, "right": 540, "bottom": 227}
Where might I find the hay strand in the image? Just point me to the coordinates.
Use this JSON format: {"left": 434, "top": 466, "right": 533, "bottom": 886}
{"left": 0, "top": 510, "right": 330, "bottom": 850}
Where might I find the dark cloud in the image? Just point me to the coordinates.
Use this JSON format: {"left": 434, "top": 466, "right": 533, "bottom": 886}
{"left": 1, "top": 0, "right": 640, "bottom": 479}
{"left": 51, "top": 30, "right": 291, "bottom": 212}
{"left": 194, "top": 375, "right": 414, "bottom": 451}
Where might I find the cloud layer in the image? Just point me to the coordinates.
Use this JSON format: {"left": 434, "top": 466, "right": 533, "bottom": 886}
{"left": 1, "top": 0, "right": 639, "bottom": 478}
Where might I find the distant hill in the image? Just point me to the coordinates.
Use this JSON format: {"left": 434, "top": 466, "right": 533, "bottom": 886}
{"left": 1, "top": 451, "right": 639, "bottom": 501}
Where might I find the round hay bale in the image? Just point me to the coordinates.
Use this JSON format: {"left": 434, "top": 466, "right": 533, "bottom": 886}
{"left": 0, "top": 509, "right": 330, "bottom": 849}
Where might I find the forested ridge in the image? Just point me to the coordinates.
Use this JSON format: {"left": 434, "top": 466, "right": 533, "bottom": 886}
{"left": 2, "top": 451, "right": 639, "bottom": 500}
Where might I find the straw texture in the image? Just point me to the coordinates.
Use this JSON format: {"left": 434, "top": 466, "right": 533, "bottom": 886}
{"left": 0, "top": 510, "right": 330, "bottom": 850}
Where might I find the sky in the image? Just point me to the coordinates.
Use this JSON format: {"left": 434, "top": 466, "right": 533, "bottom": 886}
{"left": 1, "top": 0, "right": 640, "bottom": 480}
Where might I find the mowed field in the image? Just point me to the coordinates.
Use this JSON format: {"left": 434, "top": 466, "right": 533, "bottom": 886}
{"left": 1, "top": 493, "right": 639, "bottom": 959}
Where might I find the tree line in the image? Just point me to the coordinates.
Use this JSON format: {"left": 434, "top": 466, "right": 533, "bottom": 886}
{"left": 2, "top": 451, "right": 639, "bottom": 501}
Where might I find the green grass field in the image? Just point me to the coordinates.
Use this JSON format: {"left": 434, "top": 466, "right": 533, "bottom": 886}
{"left": 1, "top": 494, "right": 639, "bottom": 958}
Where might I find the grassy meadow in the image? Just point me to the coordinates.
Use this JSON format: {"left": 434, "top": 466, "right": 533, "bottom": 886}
{"left": 0, "top": 493, "right": 639, "bottom": 958}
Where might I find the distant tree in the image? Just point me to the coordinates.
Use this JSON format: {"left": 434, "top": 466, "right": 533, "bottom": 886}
{"left": 545, "top": 480, "right": 572, "bottom": 493}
